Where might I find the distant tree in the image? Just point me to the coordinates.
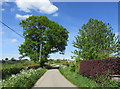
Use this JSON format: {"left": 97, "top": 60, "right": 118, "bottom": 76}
{"left": 18, "top": 57, "right": 22, "bottom": 60}
{"left": 73, "top": 18, "right": 119, "bottom": 60}
{"left": 5, "top": 58, "right": 8, "bottom": 61}
{"left": 2, "top": 59, "right": 5, "bottom": 63}
{"left": 49, "top": 59, "right": 53, "bottom": 61}
{"left": 11, "top": 58, "right": 16, "bottom": 61}
{"left": 63, "top": 59, "right": 67, "bottom": 61}
{"left": 19, "top": 16, "right": 69, "bottom": 67}
{"left": 56, "top": 59, "right": 61, "bottom": 63}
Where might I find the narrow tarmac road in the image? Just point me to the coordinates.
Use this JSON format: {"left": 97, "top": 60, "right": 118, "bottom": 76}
{"left": 32, "top": 69, "right": 77, "bottom": 88}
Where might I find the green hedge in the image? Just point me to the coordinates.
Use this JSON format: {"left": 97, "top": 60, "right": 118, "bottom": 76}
{"left": 69, "top": 61, "right": 75, "bottom": 72}
{"left": 2, "top": 63, "right": 40, "bottom": 79}
{"left": 2, "top": 68, "right": 47, "bottom": 88}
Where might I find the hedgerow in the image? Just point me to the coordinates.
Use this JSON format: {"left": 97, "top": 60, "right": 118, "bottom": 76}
{"left": 1, "top": 62, "right": 40, "bottom": 79}
{"left": 59, "top": 66, "right": 120, "bottom": 87}
{"left": 59, "top": 66, "right": 99, "bottom": 87}
{"left": 2, "top": 68, "right": 46, "bottom": 88}
{"left": 80, "top": 58, "right": 120, "bottom": 78}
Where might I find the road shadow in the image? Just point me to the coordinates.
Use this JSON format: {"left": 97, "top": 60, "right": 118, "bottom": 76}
{"left": 49, "top": 66, "right": 60, "bottom": 69}
{"left": 43, "top": 65, "right": 59, "bottom": 70}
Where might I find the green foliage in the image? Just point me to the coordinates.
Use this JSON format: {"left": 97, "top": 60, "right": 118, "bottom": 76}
{"left": 5, "top": 58, "right": 8, "bottom": 61}
{"left": 55, "top": 59, "right": 61, "bottom": 63}
{"left": 1, "top": 59, "right": 5, "bottom": 63}
{"left": 19, "top": 16, "right": 69, "bottom": 66}
{"left": 69, "top": 61, "right": 75, "bottom": 72}
{"left": 74, "top": 56, "right": 82, "bottom": 73}
{"left": 10, "top": 57, "right": 16, "bottom": 61}
{"left": 1, "top": 61, "right": 40, "bottom": 79}
{"left": 53, "top": 59, "right": 63, "bottom": 63}
{"left": 75, "top": 61, "right": 81, "bottom": 74}
{"left": 95, "top": 74, "right": 120, "bottom": 87}
{"left": 47, "top": 59, "right": 67, "bottom": 66}
{"left": 73, "top": 18, "right": 119, "bottom": 60}
{"left": 2, "top": 68, "right": 46, "bottom": 88}
{"left": 75, "top": 56, "right": 82, "bottom": 62}
{"left": 59, "top": 66, "right": 99, "bottom": 87}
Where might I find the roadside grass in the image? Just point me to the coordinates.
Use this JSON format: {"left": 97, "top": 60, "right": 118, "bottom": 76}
{"left": 59, "top": 66, "right": 120, "bottom": 88}
{"left": 2, "top": 68, "right": 47, "bottom": 88}
{"left": 59, "top": 66, "right": 100, "bottom": 87}
{"left": 95, "top": 74, "right": 120, "bottom": 87}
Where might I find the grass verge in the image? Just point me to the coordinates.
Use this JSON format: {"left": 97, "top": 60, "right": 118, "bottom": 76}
{"left": 59, "top": 66, "right": 100, "bottom": 87}
{"left": 59, "top": 66, "right": 120, "bottom": 88}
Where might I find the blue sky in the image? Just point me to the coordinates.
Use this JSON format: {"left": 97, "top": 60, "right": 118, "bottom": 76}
{"left": 0, "top": 1, "right": 119, "bottom": 60}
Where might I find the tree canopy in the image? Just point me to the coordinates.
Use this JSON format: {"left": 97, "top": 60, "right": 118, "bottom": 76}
{"left": 19, "top": 16, "right": 69, "bottom": 66}
{"left": 73, "top": 18, "right": 120, "bottom": 60}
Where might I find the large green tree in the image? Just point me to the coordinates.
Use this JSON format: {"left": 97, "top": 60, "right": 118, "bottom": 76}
{"left": 19, "top": 16, "right": 69, "bottom": 66}
{"left": 73, "top": 18, "right": 119, "bottom": 60}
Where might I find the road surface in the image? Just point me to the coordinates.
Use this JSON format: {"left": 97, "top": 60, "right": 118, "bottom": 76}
{"left": 32, "top": 69, "right": 77, "bottom": 87}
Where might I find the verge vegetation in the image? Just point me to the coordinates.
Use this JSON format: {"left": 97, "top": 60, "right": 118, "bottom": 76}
{"left": 1, "top": 60, "right": 40, "bottom": 79}
{"left": 2, "top": 68, "right": 47, "bottom": 88}
{"left": 59, "top": 65, "right": 120, "bottom": 88}
{"left": 59, "top": 66, "right": 100, "bottom": 87}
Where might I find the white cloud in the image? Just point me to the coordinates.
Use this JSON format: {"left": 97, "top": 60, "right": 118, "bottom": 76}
{"left": 115, "top": 32, "right": 120, "bottom": 37}
{"left": 16, "top": 14, "right": 32, "bottom": 19}
{"left": 15, "top": 0, "right": 58, "bottom": 14}
{"left": 52, "top": 13, "right": 58, "bottom": 17}
{"left": 9, "top": 39, "right": 17, "bottom": 42}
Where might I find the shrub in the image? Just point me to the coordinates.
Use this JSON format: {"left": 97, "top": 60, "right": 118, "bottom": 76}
{"left": 80, "top": 58, "right": 120, "bottom": 78}
{"left": 1, "top": 62, "right": 40, "bottom": 79}
{"left": 2, "top": 66, "right": 24, "bottom": 79}
{"left": 74, "top": 56, "right": 81, "bottom": 73}
{"left": 95, "top": 74, "right": 120, "bottom": 87}
{"left": 75, "top": 61, "right": 81, "bottom": 74}
{"left": 2, "top": 68, "right": 46, "bottom": 88}
{"left": 69, "top": 61, "right": 75, "bottom": 72}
